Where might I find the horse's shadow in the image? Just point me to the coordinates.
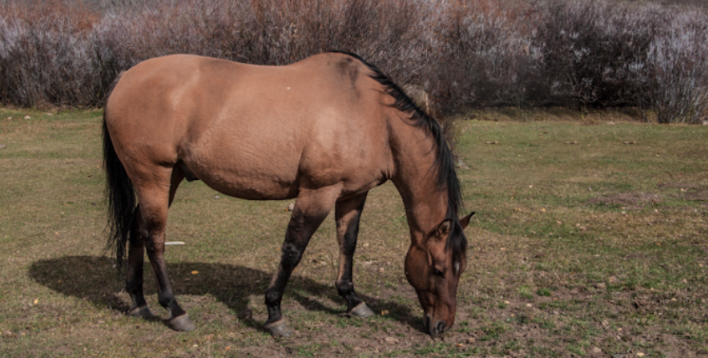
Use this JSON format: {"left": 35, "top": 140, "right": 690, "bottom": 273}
{"left": 29, "top": 256, "right": 422, "bottom": 332}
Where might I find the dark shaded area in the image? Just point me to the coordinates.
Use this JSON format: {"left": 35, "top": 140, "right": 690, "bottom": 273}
{"left": 28, "top": 255, "right": 422, "bottom": 332}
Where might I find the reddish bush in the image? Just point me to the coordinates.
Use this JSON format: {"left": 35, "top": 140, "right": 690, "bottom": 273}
{"left": 0, "top": 0, "right": 100, "bottom": 106}
{"left": 0, "top": 0, "right": 706, "bottom": 123}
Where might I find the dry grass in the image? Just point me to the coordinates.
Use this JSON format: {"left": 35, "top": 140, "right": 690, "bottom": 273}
{"left": 0, "top": 108, "right": 707, "bottom": 357}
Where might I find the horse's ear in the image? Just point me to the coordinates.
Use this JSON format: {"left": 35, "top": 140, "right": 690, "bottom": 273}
{"left": 459, "top": 212, "right": 475, "bottom": 229}
{"left": 435, "top": 219, "right": 452, "bottom": 239}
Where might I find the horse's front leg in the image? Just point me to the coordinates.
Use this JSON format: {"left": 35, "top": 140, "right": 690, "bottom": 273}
{"left": 334, "top": 192, "right": 375, "bottom": 317}
{"left": 264, "top": 186, "right": 340, "bottom": 337}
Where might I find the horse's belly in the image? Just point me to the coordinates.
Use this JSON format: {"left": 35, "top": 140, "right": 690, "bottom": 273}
{"left": 181, "top": 147, "right": 300, "bottom": 200}
{"left": 193, "top": 167, "right": 299, "bottom": 200}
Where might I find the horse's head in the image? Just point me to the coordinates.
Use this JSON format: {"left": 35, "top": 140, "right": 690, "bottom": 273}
{"left": 404, "top": 212, "right": 474, "bottom": 337}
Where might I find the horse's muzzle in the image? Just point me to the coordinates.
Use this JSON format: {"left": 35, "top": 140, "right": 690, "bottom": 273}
{"left": 424, "top": 315, "right": 448, "bottom": 337}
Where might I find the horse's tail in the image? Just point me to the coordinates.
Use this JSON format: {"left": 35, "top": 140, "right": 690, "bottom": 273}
{"left": 103, "top": 73, "right": 135, "bottom": 273}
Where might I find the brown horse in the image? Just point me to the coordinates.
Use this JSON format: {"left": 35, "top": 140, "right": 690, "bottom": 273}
{"left": 103, "top": 52, "right": 473, "bottom": 338}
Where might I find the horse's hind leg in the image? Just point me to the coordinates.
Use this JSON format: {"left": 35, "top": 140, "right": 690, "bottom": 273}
{"left": 126, "top": 167, "right": 185, "bottom": 320}
{"left": 131, "top": 166, "right": 194, "bottom": 331}
{"left": 334, "top": 192, "right": 375, "bottom": 318}
{"left": 126, "top": 207, "right": 152, "bottom": 318}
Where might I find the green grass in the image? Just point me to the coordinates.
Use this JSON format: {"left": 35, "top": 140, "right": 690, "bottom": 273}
{"left": 1, "top": 108, "right": 707, "bottom": 356}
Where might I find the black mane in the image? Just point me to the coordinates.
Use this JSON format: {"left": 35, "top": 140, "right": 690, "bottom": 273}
{"left": 334, "top": 52, "right": 467, "bottom": 263}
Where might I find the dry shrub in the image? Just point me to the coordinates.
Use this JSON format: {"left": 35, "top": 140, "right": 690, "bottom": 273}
{"left": 0, "top": 0, "right": 707, "bottom": 123}
{"left": 0, "top": 0, "right": 100, "bottom": 107}
{"left": 647, "top": 10, "right": 708, "bottom": 124}
{"left": 427, "top": 0, "right": 540, "bottom": 109}
{"left": 535, "top": 0, "right": 708, "bottom": 123}
{"left": 95, "top": 0, "right": 430, "bottom": 84}
{"left": 534, "top": 0, "right": 660, "bottom": 108}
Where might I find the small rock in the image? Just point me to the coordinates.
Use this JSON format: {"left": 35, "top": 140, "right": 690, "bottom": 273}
{"left": 637, "top": 353, "right": 645, "bottom": 357}
{"left": 384, "top": 337, "right": 399, "bottom": 344}
{"left": 287, "top": 203, "right": 295, "bottom": 211}
{"left": 465, "top": 337, "right": 476, "bottom": 344}
{"left": 456, "top": 158, "right": 469, "bottom": 170}
{"left": 0, "top": 143, "right": 6, "bottom": 149}
{"left": 485, "top": 141, "right": 499, "bottom": 144}
{"left": 214, "top": 195, "right": 220, "bottom": 199}
{"left": 24, "top": 115, "right": 31, "bottom": 119}
{"left": 595, "top": 282, "right": 606, "bottom": 289}
{"left": 591, "top": 346, "right": 602, "bottom": 354}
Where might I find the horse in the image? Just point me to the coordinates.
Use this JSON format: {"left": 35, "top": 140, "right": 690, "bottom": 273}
{"left": 103, "top": 52, "right": 474, "bottom": 338}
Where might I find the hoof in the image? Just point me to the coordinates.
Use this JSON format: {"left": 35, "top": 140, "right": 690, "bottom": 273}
{"left": 128, "top": 305, "right": 155, "bottom": 319}
{"left": 167, "top": 314, "right": 196, "bottom": 332}
{"left": 264, "top": 320, "right": 293, "bottom": 338}
{"left": 348, "top": 302, "right": 375, "bottom": 318}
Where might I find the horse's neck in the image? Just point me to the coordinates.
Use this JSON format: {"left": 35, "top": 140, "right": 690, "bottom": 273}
{"left": 388, "top": 115, "right": 448, "bottom": 241}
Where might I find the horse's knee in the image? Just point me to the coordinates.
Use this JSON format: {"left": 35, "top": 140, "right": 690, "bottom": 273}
{"left": 280, "top": 243, "right": 304, "bottom": 269}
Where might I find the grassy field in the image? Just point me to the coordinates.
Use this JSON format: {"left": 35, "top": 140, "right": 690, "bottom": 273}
{"left": 0, "top": 108, "right": 706, "bottom": 357}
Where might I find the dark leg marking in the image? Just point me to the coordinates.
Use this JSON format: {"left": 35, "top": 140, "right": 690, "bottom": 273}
{"left": 125, "top": 207, "right": 153, "bottom": 318}
{"left": 264, "top": 208, "right": 329, "bottom": 337}
{"left": 334, "top": 193, "right": 374, "bottom": 317}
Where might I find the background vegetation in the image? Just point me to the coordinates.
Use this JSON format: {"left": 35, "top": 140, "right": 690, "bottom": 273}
{"left": 0, "top": 0, "right": 707, "bottom": 123}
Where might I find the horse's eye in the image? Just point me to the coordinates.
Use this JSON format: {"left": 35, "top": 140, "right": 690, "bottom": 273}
{"left": 433, "top": 268, "right": 444, "bottom": 278}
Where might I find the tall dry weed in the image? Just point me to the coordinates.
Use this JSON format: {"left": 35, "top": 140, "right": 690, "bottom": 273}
{"left": 0, "top": 0, "right": 707, "bottom": 123}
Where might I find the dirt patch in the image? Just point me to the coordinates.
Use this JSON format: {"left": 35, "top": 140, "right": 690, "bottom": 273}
{"left": 658, "top": 182, "right": 700, "bottom": 190}
{"left": 658, "top": 182, "right": 708, "bottom": 201}
{"left": 684, "top": 189, "right": 708, "bottom": 201}
{"left": 587, "top": 192, "right": 662, "bottom": 209}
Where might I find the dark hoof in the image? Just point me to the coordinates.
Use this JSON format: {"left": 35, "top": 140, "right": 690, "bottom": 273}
{"left": 348, "top": 302, "right": 375, "bottom": 318}
{"left": 128, "top": 305, "right": 155, "bottom": 319}
{"left": 167, "top": 314, "right": 196, "bottom": 332}
{"left": 264, "top": 320, "right": 293, "bottom": 338}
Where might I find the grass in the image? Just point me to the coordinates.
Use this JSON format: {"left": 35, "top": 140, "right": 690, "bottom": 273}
{"left": 0, "top": 107, "right": 707, "bottom": 356}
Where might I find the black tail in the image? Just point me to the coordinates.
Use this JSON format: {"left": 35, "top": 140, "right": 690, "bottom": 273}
{"left": 103, "top": 113, "right": 136, "bottom": 273}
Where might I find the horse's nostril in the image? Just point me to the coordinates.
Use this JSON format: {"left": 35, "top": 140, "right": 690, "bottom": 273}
{"left": 435, "top": 320, "right": 446, "bottom": 334}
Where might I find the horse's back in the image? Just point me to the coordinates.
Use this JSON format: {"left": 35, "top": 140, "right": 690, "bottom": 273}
{"left": 105, "top": 53, "right": 393, "bottom": 200}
